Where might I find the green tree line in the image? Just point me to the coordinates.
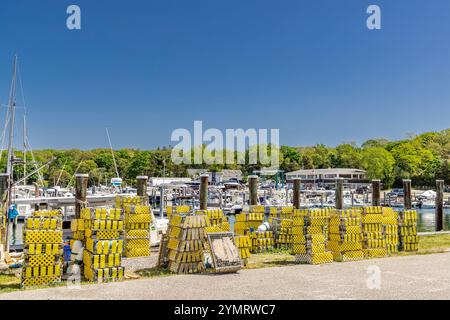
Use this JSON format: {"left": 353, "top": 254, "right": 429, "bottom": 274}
{"left": 1, "top": 129, "right": 448, "bottom": 189}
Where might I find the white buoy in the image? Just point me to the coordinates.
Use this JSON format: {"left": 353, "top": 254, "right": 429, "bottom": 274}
{"left": 257, "top": 222, "right": 271, "bottom": 232}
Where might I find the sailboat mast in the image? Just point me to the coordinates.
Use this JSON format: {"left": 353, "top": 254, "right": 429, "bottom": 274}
{"left": 6, "top": 55, "right": 18, "bottom": 177}
{"left": 4, "top": 55, "right": 18, "bottom": 253}
{"left": 106, "top": 128, "right": 120, "bottom": 178}
{"left": 23, "top": 114, "right": 26, "bottom": 185}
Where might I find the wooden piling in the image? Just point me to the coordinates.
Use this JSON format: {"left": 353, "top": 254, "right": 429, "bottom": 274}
{"left": 248, "top": 175, "right": 258, "bottom": 206}
{"left": 372, "top": 179, "right": 381, "bottom": 206}
{"left": 0, "top": 174, "right": 9, "bottom": 250}
{"left": 136, "top": 175, "right": 148, "bottom": 197}
{"left": 293, "top": 178, "right": 301, "bottom": 209}
{"left": 436, "top": 180, "right": 444, "bottom": 232}
{"left": 403, "top": 179, "right": 412, "bottom": 210}
{"left": 199, "top": 173, "right": 209, "bottom": 210}
{"left": 75, "top": 174, "right": 89, "bottom": 219}
{"left": 0, "top": 174, "right": 9, "bottom": 204}
{"left": 335, "top": 178, "right": 344, "bottom": 210}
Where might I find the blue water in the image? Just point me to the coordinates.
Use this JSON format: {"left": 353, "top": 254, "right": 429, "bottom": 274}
{"left": 416, "top": 208, "right": 450, "bottom": 232}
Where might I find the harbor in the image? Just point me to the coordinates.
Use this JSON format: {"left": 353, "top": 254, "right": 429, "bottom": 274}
{"left": 0, "top": 1, "right": 450, "bottom": 304}
{"left": 0, "top": 58, "right": 448, "bottom": 294}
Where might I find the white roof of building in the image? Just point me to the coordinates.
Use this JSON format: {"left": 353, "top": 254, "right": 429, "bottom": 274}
{"left": 286, "top": 168, "right": 366, "bottom": 176}
{"left": 149, "top": 177, "right": 192, "bottom": 186}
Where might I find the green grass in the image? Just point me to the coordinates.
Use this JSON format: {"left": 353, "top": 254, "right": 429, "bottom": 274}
{"left": 394, "top": 234, "right": 450, "bottom": 256}
{"left": 245, "top": 249, "right": 296, "bottom": 269}
{"left": 419, "top": 234, "right": 450, "bottom": 251}
{"left": 134, "top": 267, "right": 175, "bottom": 278}
{"left": 0, "top": 274, "right": 21, "bottom": 293}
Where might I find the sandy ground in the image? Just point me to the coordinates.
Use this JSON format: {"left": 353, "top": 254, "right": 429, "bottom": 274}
{"left": 2, "top": 252, "right": 450, "bottom": 300}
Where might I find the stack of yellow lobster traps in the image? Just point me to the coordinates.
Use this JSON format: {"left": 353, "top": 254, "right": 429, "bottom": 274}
{"left": 22, "top": 210, "right": 63, "bottom": 288}
{"left": 249, "top": 230, "right": 275, "bottom": 253}
{"left": 382, "top": 207, "right": 399, "bottom": 254}
{"left": 328, "top": 209, "right": 364, "bottom": 262}
{"left": 200, "top": 209, "right": 230, "bottom": 232}
{"left": 362, "top": 206, "right": 387, "bottom": 258}
{"left": 234, "top": 210, "right": 264, "bottom": 235}
{"left": 79, "top": 207, "right": 125, "bottom": 282}
{"left": 234, "top": 235, "right": 251, "bottom": 266}
{"left": 166, "top": 205, "right": 192, "bottom": 219}
{"left": 268, "top": 206, "right": 294, "bottom": 222}
{"left": 116, "top": 196, "right": 152, "bottom": 257}
{"left": 279, "top": 206, "right": 294, "bottom": 219}
{"left": 399, "top": 210, "right": 419, "bottom": 252}
{"left": 274, "top": 218, "right": 293, "bottom": 250}
{"left": 268, "top": 206, "right": 294, "bottom": 250}
{"left": 166, "top": 213, "right": 210, "bottom": 274}
{"left": 292, "top": 208, "right": 333, "bottom": 265}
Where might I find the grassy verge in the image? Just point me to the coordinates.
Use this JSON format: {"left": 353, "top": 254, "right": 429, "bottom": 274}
{"left": 0, "top": 274, "right": 21, "bottom": 293}
{"left": 134, "top": 267, "right": 175, "bottom": 278}
{"left": 396, "top": 234, "right": 450, "bottom": 256}
{"left": 245, "top": 248, "right": 295, "bottom": 269}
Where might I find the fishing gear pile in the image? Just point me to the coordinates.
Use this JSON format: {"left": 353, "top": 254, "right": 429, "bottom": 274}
{"left": 362, "top": 207, "right": 387, "bottom": 258}
{"left": 292, "top": 208, "right": 334, "bottom": 264}
{"left": 382, "top": 207, "right": 399, "bottom": 254}
{"left": 117, "top": 196, "right": 152, "bottom": 257}
{"left": 22, "top": 210, "right": 63, "bottom": 288}
{"left": 399, "top": 210, "right": 419, "bottom": 251}
{"left": 328, "top": 209, "right": 364, "bottom": 262}
{"left": 79, "top": 207, "right": 125, "bottom": 282}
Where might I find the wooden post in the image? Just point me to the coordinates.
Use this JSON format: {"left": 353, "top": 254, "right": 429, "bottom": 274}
{"left": 33, "top": 182, "right": 40, "bottom": 210}
{"left": 403, "top": 179, "right": 412, "bottom": 210}
{"left": 160, "top": 185, "right": 165, "bottom": 218}
{"left": 335, "top": 178, "right": 344, "bottom": 210}
{"left": 0, "top": 174, "right": 9, "bottom": 251}
{"left": 136, "top": 175, "right": 148, "bottom": 197}
{"left": 293, "top": 178, "right": 301, "bottom": 209}
{"left": 436, "top": 180, "right": 444, "bottom": 232}
{"left": 248, "top": 175, "right": 258, "bottom": 206}
{"left": 199, "top": 173, "right": 209, "bottom": 210}
{"left": 218, "top": 190, "right": 223, "bottom": 209}
{"left": 0, "top": 174, "right": 9, "bottom": 205}
{"left": 351, "top": 191, "right": 354, "bottom": 207}
{"left": 372, "top": 179, "right": 381, "bottom": 206}
{"left": 75, "top": 174, "right": 89, "bottom": 219}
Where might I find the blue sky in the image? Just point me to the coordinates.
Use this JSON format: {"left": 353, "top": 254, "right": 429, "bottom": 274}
{"left": 0, "top": 0, "right": 449, "bottom": 150}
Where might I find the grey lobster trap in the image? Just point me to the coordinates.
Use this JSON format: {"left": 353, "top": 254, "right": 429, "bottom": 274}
{"left": 206, "top": 232, "right": 242, "bottom": 273}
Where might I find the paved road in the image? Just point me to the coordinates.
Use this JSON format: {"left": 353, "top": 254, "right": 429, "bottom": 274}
{"left": 2, "top": 252, "right": 450, "bottom": 300}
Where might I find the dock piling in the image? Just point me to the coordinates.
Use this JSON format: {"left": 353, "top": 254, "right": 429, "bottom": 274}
{"left": 403, "top": 179, "right": 412, "bottom": 210}
{"left": 436, "top": 180, "right": 444, "bottom": 232}
{"left": 248, "top": 175, "right": 259, "bottom": 206}
{"left": 293, "top": 178, "right": 301, "bottom": 209}
{"left": 0, "top": 174, "right": 9, "bottom": 250}
{"left": 335, "top": 178, "right": 344, "bottom": 210}
{"left": 136, "top": 175, "right": 148, "bottom": 197}
{"left": 75, "top": 174, "right": 89, "bottom": 219}
{"left": 372, "top": 179, "right": 381, "bottom": 206}
{"left": 200, "top": 173, "right": 209, "bottom": 210}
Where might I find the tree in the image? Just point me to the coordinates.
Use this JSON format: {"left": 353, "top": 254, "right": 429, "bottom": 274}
{"left": 335, "top": 143, "right": 362, "bottom": 168}
{"left": 361, "top": 147, "right": 395, "bottom": 188}
{"left": 78, "top": 160, "right": 98, "bottom": 174}
{"left": 362, "top": 138, "right": 389, "bottom": 149}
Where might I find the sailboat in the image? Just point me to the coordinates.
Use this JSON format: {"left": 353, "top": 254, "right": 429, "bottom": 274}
{"left": 106, "top": 128, "right": 122, "bottom": 189}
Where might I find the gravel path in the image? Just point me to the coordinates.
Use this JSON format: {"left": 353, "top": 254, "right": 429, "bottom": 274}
{"left": 2, "top": 252, "right": 450, "bottom": 300}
